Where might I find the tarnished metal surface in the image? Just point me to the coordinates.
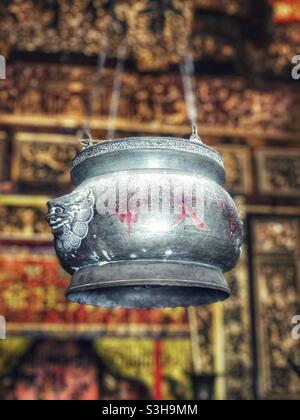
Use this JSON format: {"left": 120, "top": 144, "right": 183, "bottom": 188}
{"left": 46, "top": 136, "right": 242, "bottom": 308}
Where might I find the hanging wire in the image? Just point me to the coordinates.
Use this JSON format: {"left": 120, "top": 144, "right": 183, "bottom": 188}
{"left": 77, "top": 0, "right": 117, "bottom": 146}
{"left": 107, "top": 40, "right": 127, "bottom": 140}
{"left": 79, "top": 0, "right": 199, "bottom": 145}
{"left": 180, "top": 51, "right": 201, "bottom": 142}
{"left": 77, "top": 48, "right": 108, "bottom": 149}
{"left": 85, "top": 51, "right": 109, "bottom": 132}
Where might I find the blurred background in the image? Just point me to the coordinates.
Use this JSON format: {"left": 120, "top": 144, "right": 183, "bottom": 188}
{"left": 0, "top": 0, "right": 300, "bottom": 400}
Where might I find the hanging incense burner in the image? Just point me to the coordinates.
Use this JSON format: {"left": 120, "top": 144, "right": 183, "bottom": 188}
{"left": 46, "top": 132, "right": 243, "bottom": 308}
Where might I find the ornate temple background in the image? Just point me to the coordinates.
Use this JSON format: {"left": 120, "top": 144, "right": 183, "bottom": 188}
{"left": 0, "top": 0, "right": 300, "bottom": 400}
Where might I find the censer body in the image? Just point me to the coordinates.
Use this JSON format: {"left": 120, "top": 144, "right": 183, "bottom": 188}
{"left": 46, "top": 137, "right": 242, "bottom": 308}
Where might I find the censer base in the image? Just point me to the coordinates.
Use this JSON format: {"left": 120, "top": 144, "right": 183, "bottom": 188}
{"left": 66, "top": 261, "right": 230, "bottom": 309}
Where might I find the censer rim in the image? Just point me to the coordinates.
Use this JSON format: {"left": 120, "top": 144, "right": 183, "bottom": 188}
{"left": 72, "top": 136, "right": 224, "bottom": 169}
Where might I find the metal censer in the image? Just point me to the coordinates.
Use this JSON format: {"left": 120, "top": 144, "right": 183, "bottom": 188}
{"left": 46, "top": 135, "right": 243, "bottom": 308}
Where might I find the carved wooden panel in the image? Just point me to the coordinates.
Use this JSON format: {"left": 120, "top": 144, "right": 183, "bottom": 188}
{"left": 223, "top": 198, "right": 253, "bottom": 400}
{"left": 252, "top": 216, "right": 300, "bottom": 399}
{"left": 12, "top": 133, "right": 80, "bottom": 186}
{"left": 195, "top": 0, "right": 251, "bottom": 16}
{"left": 1, "top": 2, "right": 298, "bottom": 76}
{"left": 217, "top": 144, "right": 252, "bottom": 195}
{"left": 194, "top": 307, "right": 215, "bottom": 374}
{"left": 256, "top": 148, "right": 300, "bottom": 196}
{"left": 1, "top": 63, "right": 300, "bottom": 135}
{"left": 267, "top": 23, "right": 300, "bottom": 77}
{"left": 0, "top": 196, "right": 51, "bottom": 241}
{"left": 224, "top": 260, "right": 253, "bottom": 399}
{"left": 0, "top": 1, "right": 253, "bottom": 71}
{"left": 253, "top": 218, "right": 299, "bottom": 255}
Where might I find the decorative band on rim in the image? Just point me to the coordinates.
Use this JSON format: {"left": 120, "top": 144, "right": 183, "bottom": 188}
{"left": 72, "top": 137, "right": 224, "bottom": 169}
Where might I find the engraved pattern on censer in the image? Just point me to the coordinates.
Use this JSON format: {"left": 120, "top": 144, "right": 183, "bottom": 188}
{"left": 72, "top": 138, "right": 224, "bottom": 168}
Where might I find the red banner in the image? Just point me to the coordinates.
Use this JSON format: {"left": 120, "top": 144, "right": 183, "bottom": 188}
{"left": 269, "top": 0, "right": 300, "bottom": 23}
{"left": 0, "top": 250, "right": 189, "bottom": 334}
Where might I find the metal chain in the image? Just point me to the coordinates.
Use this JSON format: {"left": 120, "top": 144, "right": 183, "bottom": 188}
{"left": 107, "top": 40, "right": 127, "bottom": 140}
{"left": 180, "top": 52, "right": 201, "bottom": 142}
{"left": 78, "top": 0, "right": 117, "bottom": 147}
{"left": 79, "top": 0, "right": 199, "bottom": 145}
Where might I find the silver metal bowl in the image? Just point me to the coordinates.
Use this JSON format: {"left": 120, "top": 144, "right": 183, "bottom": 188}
{"left": 46, "top": 136, "right": 242, "bottom": 308}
